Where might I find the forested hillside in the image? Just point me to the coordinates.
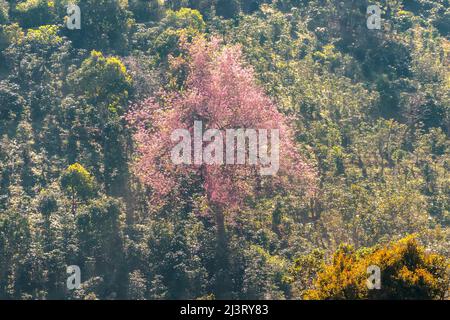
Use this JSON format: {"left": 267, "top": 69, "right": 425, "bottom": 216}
{"left": 0, "top": 0, "right": 449, "bottom": 300}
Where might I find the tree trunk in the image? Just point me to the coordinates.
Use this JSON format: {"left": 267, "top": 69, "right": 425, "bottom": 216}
{"left": 212, "top": 203, "right": 231, "bottom": 299}
{"left": 71, "top": 187, "right": 77, "bottom": 215}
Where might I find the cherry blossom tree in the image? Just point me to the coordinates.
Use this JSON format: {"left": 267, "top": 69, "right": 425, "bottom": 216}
{"left": 127, "top": 36, "right": 317, "bottom": 297}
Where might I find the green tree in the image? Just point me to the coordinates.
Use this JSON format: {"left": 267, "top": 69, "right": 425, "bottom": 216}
{"left": 76, "top": 197, "right": 127, "bottom": 298}
{"left": 128, "top": 0, "right": 164, "bottom": 22}
{"left": 216, "top": 0, "right": 240, "bottom": 18}
{"left": 149, "top": 8, "right": 206, "bottom": 61}
{"left": 0, "top": 80, "right": 24, "bottom": 120}
{"left": 0, "top": 209, "right": 32, "bottom": 299}
{"left": 12, "top": 0, "right": 57, "bottom": 28}
{"left": 67, "top": 50, "right": 132, "bottom": 196}
{"left": 64, "top": 0, "right": 133, "bottom": 53}
{"left": 68, "top": 50, "right": 132, "bottom": 117}
{"left": 127, "top": 270, "right": 147, "bottom": 299}
{"left": 0, "top": 0, "right": 9, "bottom": 25}
{"left": 61, "top": 163, "right": 95, "bottom": 214}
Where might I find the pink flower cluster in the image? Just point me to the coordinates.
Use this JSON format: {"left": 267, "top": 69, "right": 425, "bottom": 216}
{"left": 126, "top": 37, "right": 317, "bottom": 207}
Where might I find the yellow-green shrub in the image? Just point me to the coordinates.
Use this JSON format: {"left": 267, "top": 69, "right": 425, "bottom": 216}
{"left": 305, "top": 236, "right": 449, "bottom": 300}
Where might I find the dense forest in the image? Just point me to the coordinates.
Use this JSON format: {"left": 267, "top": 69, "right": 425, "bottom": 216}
{"left": 0, "top": 0, "right": 449, "bottom": 300}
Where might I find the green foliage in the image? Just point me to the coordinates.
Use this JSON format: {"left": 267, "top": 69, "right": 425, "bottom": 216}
{"left": 68, "top": 50, "right": 132, "bottom": 116}
{"left": 23, "top": 24, "right": 62, "bottom": 45}
{"left": 13, "top": 0, "right": 57, "bottom": 28}
{"left": 241, "top": 245, "right": 288, "bottom": 299}
{"left": 61, "top": 163, "right": 95, "bottom": 201}
{"left": 0, "top": 0, "right": 9, "bottom": 25}
{"left": 0, "top": 0, "right": 448, "bottom": 300}
{"left": 65, "top": 51, "right": 132, "bottom": 195}
{"left": 149, "top": 8, "right": 206, "bottom": 60}
{"left": 289, "top": 250, "right": 325, "bottom": 298}
{"left": 127, "top": 270, "right": 147, "bottom": 299}
{"left": 0, "top": 80, "right": 24, "bottom": 120}
{"left": 128, "top": 0, "right": 164, "bottom": 22}
{"left": 65, "top": 0, "right": 133, "bottom": 53}
{"left": 216, "top": 0, "right": 241, "bottom": 18}
{"left": 37, "top": 190, "right": 59, "bottom": 216}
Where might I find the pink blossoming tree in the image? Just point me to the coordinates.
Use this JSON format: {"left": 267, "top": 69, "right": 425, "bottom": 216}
{"left": 127, "top": 36, "right": 317, "bottom": 296}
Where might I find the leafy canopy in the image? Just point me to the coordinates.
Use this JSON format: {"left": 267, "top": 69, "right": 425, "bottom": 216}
{"left": 305, "top": 236, "right": 450, "bottom": 300}
{"left": 61, "top": 163, "right": 95, "bottom": 200}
